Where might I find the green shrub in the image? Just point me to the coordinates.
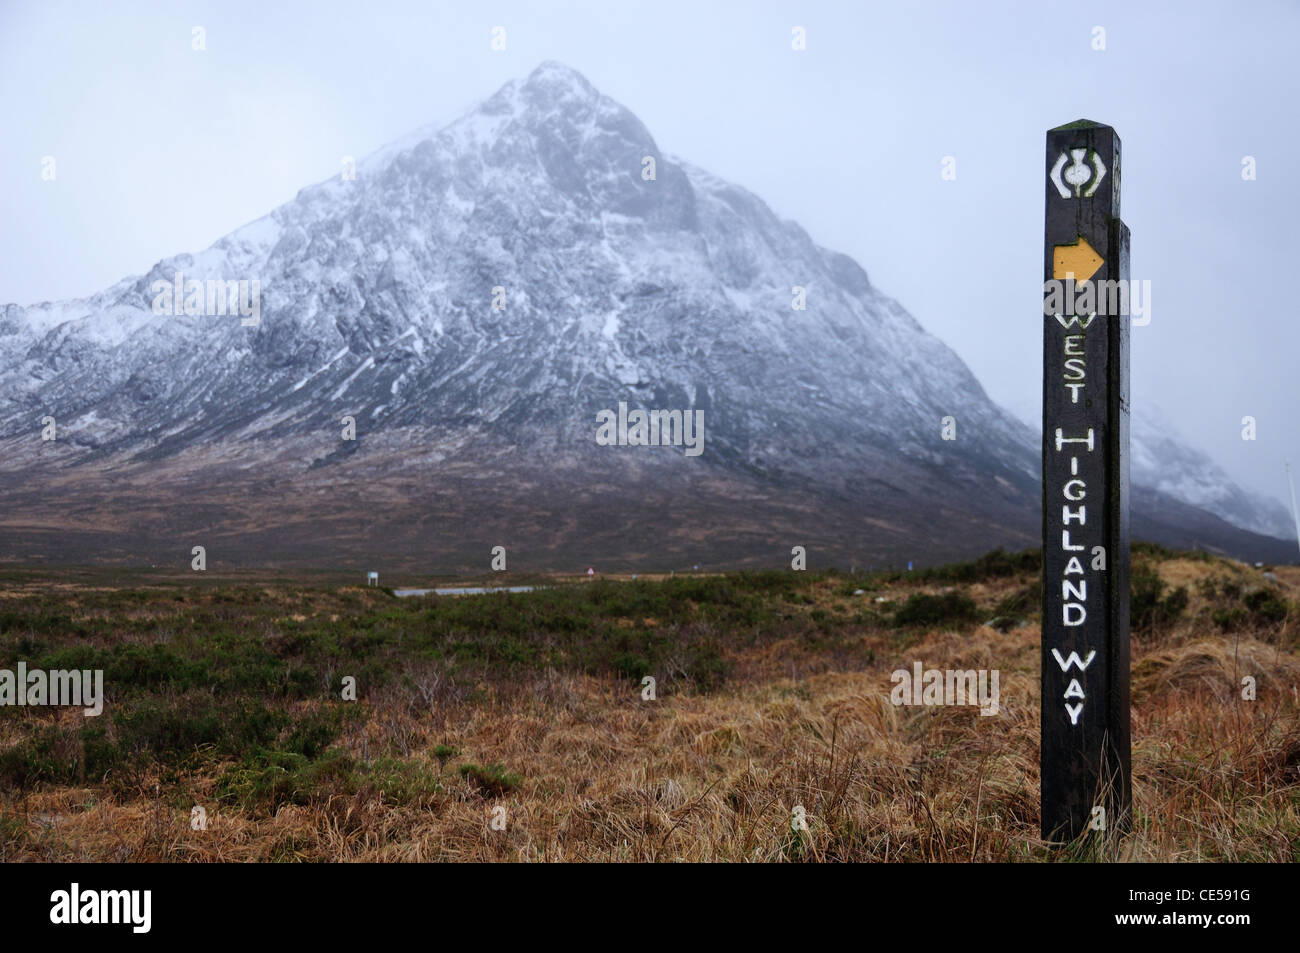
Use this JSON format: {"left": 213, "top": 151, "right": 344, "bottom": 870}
{"left": 1210, "top": 587, "right": 1288, "bottom": 631}
{"left": 217, "top": 747, "right": 371, "bottom": 812}
{"left": 993, "top": 583, "right": 1040, "bottom": 618}
{"left": 910, "top": 548, "right": 1041, "bottom": 584}
{"left": 432, "top": 744, "right": 459, "bottom": 765}
{"left": 1131, "top": 542, "right": 1213, "bottom": 563}
{"left": 1162, "top": 585, "right": 1190, "bottom": 619}
{"left": 1130, "top": 564, "right": 1187, "bottom": 632}
{"left": 892, "top": 591, "right": 979, "bottom": 628}
{"left": 218, "top": 750, "right": 312, "bottom": 811}
{"left": 458, "top": 763, "right": 520, "bottom": 797}
{"left": 836, "top": 582, "right": 872, "bottom": 598}
{"left": 0, "top": 726, "right": 74, "bottom": 786}
{"left": 113, "top": 697, "right": 286, "bottom": 761}
{"left": 686, "top": 643, "right": 728, "bottom": 692}
{"left": 285, "top": 708, "right": 351, "bottom": 760}
{"left": 361, "top": 757, "right": 443, "bottom": 804}
{"left": 1212, "top": 607, "right": 1248, "bottom": 631}
{"left": 610, "top": 652, "right": 652, "bottom": 680}
{"left": 1243, "top": 588, "right": 1288, "bottom": 625}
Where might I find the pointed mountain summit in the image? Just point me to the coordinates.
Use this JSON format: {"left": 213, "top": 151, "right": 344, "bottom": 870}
{"left": 0, "top": 64, "right": 1292, "bottom": 569}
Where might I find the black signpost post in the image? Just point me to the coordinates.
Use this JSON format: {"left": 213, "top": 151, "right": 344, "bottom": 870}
{"left": 1041, "top": 120, "right": 1132, "bottom": 842}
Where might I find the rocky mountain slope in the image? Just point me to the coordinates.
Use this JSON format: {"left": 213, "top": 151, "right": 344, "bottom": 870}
{"left": 0, "top": 62, "right": 1292, "bottom": 570}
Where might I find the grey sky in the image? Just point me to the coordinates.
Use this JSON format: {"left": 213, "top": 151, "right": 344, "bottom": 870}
{"left": 2, "top": 0, "right": 1296, "bottom": 510}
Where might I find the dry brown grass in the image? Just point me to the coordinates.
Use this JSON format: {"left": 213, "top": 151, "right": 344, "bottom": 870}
{"left": 2, "top": 553, "right": 1297, "bottom": 862}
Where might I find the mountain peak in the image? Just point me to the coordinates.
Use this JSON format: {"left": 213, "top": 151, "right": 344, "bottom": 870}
{"left": 513, "top": 61, "right": 603, "bottom": 117}
{"left": 522, "top": 60, "right": 597, "bottom": 95}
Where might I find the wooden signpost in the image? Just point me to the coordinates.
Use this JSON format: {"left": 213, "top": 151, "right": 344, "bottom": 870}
{"left": 1041, "top": 120, "right": 1132, "bottom": 841}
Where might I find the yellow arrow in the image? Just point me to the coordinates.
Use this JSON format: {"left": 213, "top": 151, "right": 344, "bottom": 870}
{"left": 1053, "top": 235, "right": 1104, "bottom": 283}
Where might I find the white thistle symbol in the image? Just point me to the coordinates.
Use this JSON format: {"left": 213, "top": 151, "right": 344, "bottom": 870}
{"left": 1063, "top": 149, "right": 1093, "bottom": 195}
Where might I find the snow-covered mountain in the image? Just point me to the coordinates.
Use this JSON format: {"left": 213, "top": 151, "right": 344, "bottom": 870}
{"left": 0, "top": 62, "right": 1292, "bottom": 569}
{"left": 1130, "top": 407, "right": 1295, "bottom": 541}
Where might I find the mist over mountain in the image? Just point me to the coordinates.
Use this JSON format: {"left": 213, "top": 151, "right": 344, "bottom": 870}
{"left": 1001, "top": 397, "right": 1297, "bottom": 545}
{"left": 0, "top": 62, "right": 1293, "bottom": 570}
